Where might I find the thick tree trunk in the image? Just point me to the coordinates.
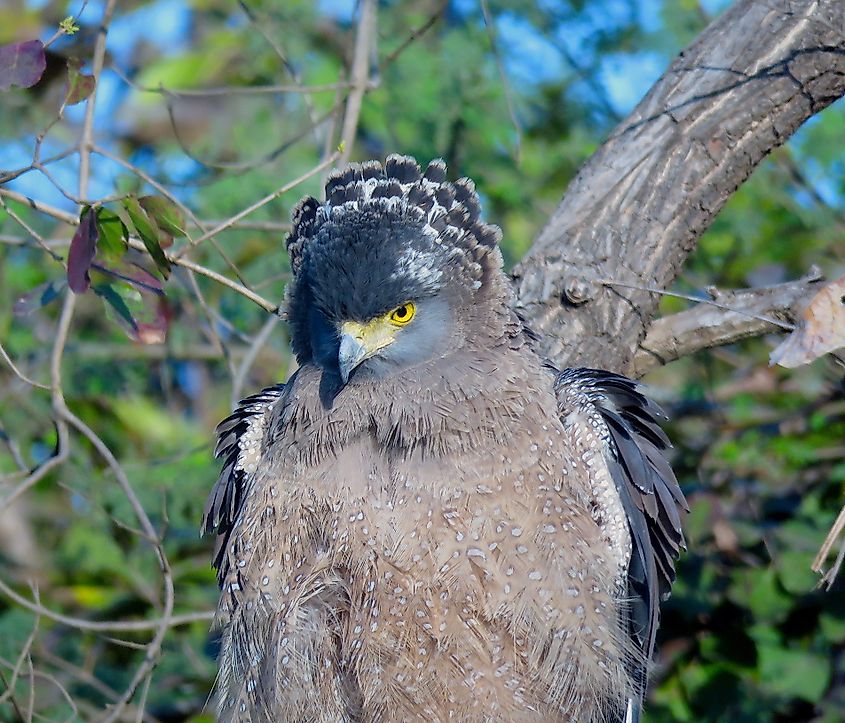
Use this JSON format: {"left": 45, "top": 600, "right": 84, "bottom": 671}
{"left": 513, "top": 0, "right": 845, "bottom": 374}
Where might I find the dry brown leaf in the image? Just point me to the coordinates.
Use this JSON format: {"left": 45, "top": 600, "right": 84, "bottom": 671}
{"left": 770, "top": 274, "right": 845, "bottom": 368}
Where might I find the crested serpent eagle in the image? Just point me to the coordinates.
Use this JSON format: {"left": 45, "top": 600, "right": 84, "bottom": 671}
{"left": 202, "top": 155, "right": 687, "bottom": 722}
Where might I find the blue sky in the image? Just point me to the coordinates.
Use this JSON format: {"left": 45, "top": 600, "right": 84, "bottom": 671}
{"left": 2, "top": 0, "right": 787, "bottom": 212}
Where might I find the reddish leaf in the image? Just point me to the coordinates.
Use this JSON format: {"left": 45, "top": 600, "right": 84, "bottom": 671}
{"left": 136, "top": 299, "right": 171, "bottom": 345}
{"left": 0, "top": 40, "right": 46, "bottom": 91}
{"left": 13, "top": 279, "right": 67, "bottom": 316}
{"left": 67, "top": 209, "right": 99, "bottom": 293}
{"left": 65, "top": 58, "right": 95, "bottom": 105}
{"left": 770, "top": 274, "right": 845, "bottom": 368}
{"left": 91, "top": 261, "right": 164, "bottom": 296}
{"left": 92, "top": 282, "right": 170, "bottom": 344}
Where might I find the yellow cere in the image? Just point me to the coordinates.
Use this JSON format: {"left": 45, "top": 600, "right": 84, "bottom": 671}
{"left": 388, "top": 301, "right": 416, "bottom": 326}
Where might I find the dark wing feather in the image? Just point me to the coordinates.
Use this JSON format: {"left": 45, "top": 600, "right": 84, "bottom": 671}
{"left": 555, "top": 368, "right": 687, "bottom": 722}
{"left": 202, "top": 384, "right": 286, "bottom": 585}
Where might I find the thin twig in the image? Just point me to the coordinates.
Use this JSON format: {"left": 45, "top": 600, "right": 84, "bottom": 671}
{"left": 184, "top": 269, "right": 237, "bottom": 379}
{"left": 232, "top": 313, "right": 280, "bottom": 405}
{"left": 382, "top": 1, "right": 447, "bottom": 68}
{"left": 78, "top": 0, "right": 117, "bottom": 199}
{"left": 126, "top": 238, "right": 278, "bottom": 313}
{"left": 813, "top": 503, "right": 845, "bottom": 589}
{"left": 164, "top": 98, "right": 340, "bottom": 173}
{"left": 0, "top": 668, "right": 25, "bottom": 722}
{"left": 0, "top": 340, "right": 49, "bottom": 390}
{"left": 113, "top": 64, "right": 353, "bottom": 97}
{"left": 0, "top": 288, "right": 74, "bottom": 510}
{"left": 338, "top": 0, "right": 377, "bottom": 164}
{"left": 0, "top": 195, "right": 65, "bottom": 263}
{"left": 238, "top": 0, "right": 322, "bottom": 145}
{"left": 600, "top": 278, "right": 798, "bottom": 331}
{"left": 37, "top": 649, "right": 161, "bottom": 723}
{"left": 199, "top": 219, "right": 290, "bottom": 233}
{"left": 0, "top": 188, "right": 78, "bottom": 225}
{"left": 0, "top": 148, "right": 76, "bottom": 185}
{"left": 0, "top": 421, "right": 69, "bottom": 511}
{"left": 173, "top": 153, "right": 339, "bottom": 256}
{"left": 0, "top": 589, "right": 39, "bottom": 710}
{"left": 480, "top": 0, "right": 522, "bottom": 162}
{"left": 0, "top": 578, "right": 213, "bottom": 632}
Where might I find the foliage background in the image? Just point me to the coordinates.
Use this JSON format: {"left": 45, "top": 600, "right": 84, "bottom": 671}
{"left": 0, "top": 0, "right": 844, "bottom": 720}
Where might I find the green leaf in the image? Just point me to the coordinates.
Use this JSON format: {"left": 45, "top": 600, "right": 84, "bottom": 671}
{"left": 61, "top": 524, "right": 126, "bottom": 576}
{"left": 121, "top": 195, "right": 171, "bottom": 278}
{"left": 59, "top": 16, "right": 80, "bottom": 35}
{"left": 773, "top": 549, "right": 820, "bottom": 595}
{"left": 818, "top": 611, "right": 845, "bottom": 643}
{"left": 95, "top": 206, "right": 128, "bottom": 262}
{"left": 727, "top": 567, "right": 792, "bottom": 622}
{"left": 758, "top": 645, "right": 830, "bottom": 702}
{"left": 139, "top": 195, "right": 186, "bottom": 237}
{"left": 92, "top": 282, "right": 138, "bottom": 337}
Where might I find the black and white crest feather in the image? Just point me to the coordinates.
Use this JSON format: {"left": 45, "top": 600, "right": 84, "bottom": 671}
{"left": 285, "top": 154, "right": 503, "bottom": 285}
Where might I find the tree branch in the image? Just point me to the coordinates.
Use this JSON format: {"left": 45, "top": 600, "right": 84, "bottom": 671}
{"left": 338, "top": 0, "right": 377, "bottom": 163}
{"left": 631, "top": 271, "right": 823, "bottom": 377}
{"left": 514, "top": 0, "right": 845, "bottom": 373}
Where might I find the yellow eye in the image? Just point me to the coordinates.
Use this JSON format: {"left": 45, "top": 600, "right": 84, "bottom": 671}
{"left": 388, "top": 301, "right": 416, "bottom": 326}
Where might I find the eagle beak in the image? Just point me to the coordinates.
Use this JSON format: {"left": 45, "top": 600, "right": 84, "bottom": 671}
{"left": 338, "top": 333, "right": 368, "bottom": 384}
{"left": 338, "top": 320, "right": 395, "bottom": 384}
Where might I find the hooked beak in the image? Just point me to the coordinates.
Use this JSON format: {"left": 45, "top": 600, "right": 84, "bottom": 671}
{"left": 337, "top": 320, "right": 395, "bottom": 384}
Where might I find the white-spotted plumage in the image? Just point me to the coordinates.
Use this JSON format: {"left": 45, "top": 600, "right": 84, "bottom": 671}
{"left": 204, "top": 157, "right": 686, "bottom": 723}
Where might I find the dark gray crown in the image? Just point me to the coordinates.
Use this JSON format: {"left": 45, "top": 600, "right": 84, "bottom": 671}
{"left": 285, "top": 155, "right": 503, "bottom": 288}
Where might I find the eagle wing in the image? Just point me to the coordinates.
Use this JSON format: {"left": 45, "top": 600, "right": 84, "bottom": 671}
{"left": 554, "top": 367, "right": 687, "bottom": 720}
{"left": 202, "top": 384, "right": 287, "bottom": 585}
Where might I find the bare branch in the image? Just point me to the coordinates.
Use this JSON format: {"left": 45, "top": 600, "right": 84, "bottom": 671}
{"left": 232, "top": 313, "right": 281, "bottom": 405}
{"left": 37, "top": 649, "right": 161, "bottom": 723}
{"left": 0, "top": 287, "right": 74, "bottom": 511}
{"left": 238, "top": 0, "right": 323, "bottom": 145}
{"left": 480, "top": 0, "right": 522, "bottom": 161}
{"left": 0, "top": 587, "right": 39, "bottom": 710}
{"left": 78, "top": 0, "right": 117, "bottom": 200}
{"left": 338, "top": 0, "right": 377, "bottom": 163}
{"left": 0, "top": 340, "right": 49, "bottom": 390}
{"left": 514, "top": 0, "right": 845, "bottom": 373}
{"left": 0, "top": 195, "right": 66, "bottom": 263}
{"left": 0, "top": 188, "right": 78, "bottom": 225}
{"left": 813, "top": 503, "right": 845, "bottom": 588}
{"left": 0, "top": 577, "right": 213, "bottom": 632}
{"left": 112, "top": 62, "right": 355, "bottom": 97}
{"left": 174, "top": 152, "right": 339, "bottom": 257}
{"left": 127, "top": 238, "right": 279, "bottom": 313}
{"left": 631, "top": 272, "right": 823, "bottom": 376}
{"left": 382, "top": 1, "right": 447, "bottom": 68}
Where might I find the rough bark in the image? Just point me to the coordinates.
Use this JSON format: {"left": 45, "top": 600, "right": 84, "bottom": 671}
{"left": 513, "top": 0, "right": 845, "bottom": 374}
